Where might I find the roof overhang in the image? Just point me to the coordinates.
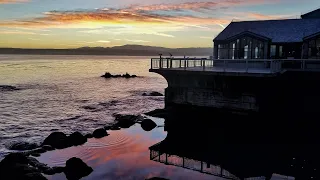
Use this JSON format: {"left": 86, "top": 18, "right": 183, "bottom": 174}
{"left": 303, "top": 31, "right": 320, "bottom": 40}
{"left": 214, "top": 31, "right": 271, "bottom": 43}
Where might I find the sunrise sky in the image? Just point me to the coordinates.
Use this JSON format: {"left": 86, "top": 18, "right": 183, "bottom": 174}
{"left": 0, "top": 0, "right": 319, "bottom": 48}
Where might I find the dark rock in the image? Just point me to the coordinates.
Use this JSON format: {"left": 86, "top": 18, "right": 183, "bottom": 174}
{"left": 42, "top": 145, "right": 55, "bottom": 151}
{"left": 31, "top": 147, "right": 47, "bottom": 154}
{"left": 31, "top": 153, "right": 41, "bottom": 157}
{"left": 27, "top": 157, "right": 48, "bottom": 171}
{"left": 110, "top": 126, "right": 121, "bottom": 130}
{"left": 64, "top": 157, "right": 93, "bottom": 180}
{"left": 101, "top": 72, "right": 137, "bottom": 79}
{"left": 92, "top": 128, "right": 108, "bottom": 138}
{"left": 145, "top": 109, "right": 168, "bottom": 118}
{"left": 43, "top": 167, "right": 65, "bottom": 175}
{"left": 104, "top": 125, "right": 111, "bottom": 130}
{"left": 146, "top": 178, "right": 169, "bottom": 180}
{"left": 114, "top": 114, "right": 141, "bottom": 128}
{"left": 69, "top": 132, "right": 87, "bottom": 146}
{"left": 42, "top": 132, "right": 71, "bottom": 149}
{"left": 0, "top": 85, "right": 20, "bottom": 91}
{"left": 149, "top": 91, "right": 164, "bottom": 96}
{"left": 82, "top": 105, "right": 96, "bottom": 110}
{"left": 141, "top": 119, "right": 157, "bottom": 131}
{"left": 85, "top": 133, "right": 93, "bottom": 139}
{"left": 24, "top": 172, "right": 47, "bottom": 180}
{"left": 142, "top": 93, "right": 147, "bottom": 96}
{"left": 8, "top": 141, "right": 39, "bottom": 151}
{"left": 101, "top": 72, "right": 112, "bottom": 78}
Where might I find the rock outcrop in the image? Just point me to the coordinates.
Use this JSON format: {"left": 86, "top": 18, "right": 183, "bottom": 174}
{"left": 64, "top": 157, "right": 93, "bottom": 180}
{"left": 101, "top": 72, "right": 137, "bottom": 79}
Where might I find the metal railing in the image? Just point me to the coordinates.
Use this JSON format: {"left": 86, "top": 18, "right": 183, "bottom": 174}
{"left": 150, "top": 58, "right": 320, "bottom": 73}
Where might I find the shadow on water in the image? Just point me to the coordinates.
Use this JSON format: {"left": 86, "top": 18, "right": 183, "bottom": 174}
{"left": 149, "top": 106, "right": 320, "bottom": 180}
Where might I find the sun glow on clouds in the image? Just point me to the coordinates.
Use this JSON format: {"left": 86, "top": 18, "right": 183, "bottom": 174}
{"left": 0, "top": 0, "right": 295, "bottom": 48}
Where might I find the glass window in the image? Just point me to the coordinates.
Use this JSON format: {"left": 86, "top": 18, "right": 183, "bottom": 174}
{"left": 255, "top": 47, "right": 259, "bottom": 58}
{"left": 244, "top": 45, "right": 249, "bottom": 59}
{"left": 279, "top": 46, "right": 283, "bottom": 58}
{"left": 270, "top": 45, "right": 276, "bottom": 58}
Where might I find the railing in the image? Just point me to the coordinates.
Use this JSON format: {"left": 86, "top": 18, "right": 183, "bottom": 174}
{"left": 150, "top": 58, "right": 320, "bottom": 73}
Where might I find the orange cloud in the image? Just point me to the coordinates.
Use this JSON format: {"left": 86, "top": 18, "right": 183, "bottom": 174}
{"left": 247, "top": 12, "right": 289, "bottom": 20}
{"left": 0, "top": 0, "right": 283, "bottom": 30}
{"left": 0, "top": 0, "right": 28, "bottom": 4}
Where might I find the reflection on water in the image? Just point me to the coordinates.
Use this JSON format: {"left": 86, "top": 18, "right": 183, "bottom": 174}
{"left": 148, "top": 107, "right": 319, "bottom": 180}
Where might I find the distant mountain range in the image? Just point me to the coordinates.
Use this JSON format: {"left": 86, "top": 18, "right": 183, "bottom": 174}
{"left": 0, "top": 45, "right": 213, "bottom": 56}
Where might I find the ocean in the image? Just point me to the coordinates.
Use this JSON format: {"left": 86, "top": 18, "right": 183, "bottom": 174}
{"left": 0, "top": 55, "right": 218, "bottom": 180}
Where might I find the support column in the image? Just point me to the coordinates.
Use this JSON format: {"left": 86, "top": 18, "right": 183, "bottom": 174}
{"left": 214, "top": 44, "right": 219, "bottom": 59}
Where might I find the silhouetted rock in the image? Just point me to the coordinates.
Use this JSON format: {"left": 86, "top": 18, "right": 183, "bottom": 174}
{"left": 31, "top": 153, "right": 41, "bottom": 157}
{"left": 146, "top": 178, "right": 169, "bottom": 180}
{"left": 110, "top": 126, "right": 121, "bottom": 130}
{"left": 101, "top": 72, "right": 112, "bottom": 78}
{"left": 92, "top": 128, "right": 108, "bottom": 138}
{"left": 101, "top": 72, "right": 137, "bottom": 79}
{"left": 27, "top": 157, "right": 49, "bottom": 171}
{"left": 8, "top": 141, "right": 39, "bottom": 151}
{"left": 85, "top": 133, "right": 93, "bottom": 139}
{"left": 69, "top": 132, "right": 87, "bottom": 146}
{"left": 64, "top": 157, "right": 93, "bottom": 180}
{"left": 142, "top": 93, "right": 147, "bottom": 96}
{"left": 148, "top": 92, "right": 164, "bottom": 96}
{"left": 141, "top": 119, "right": 157, "bottom": 131}
{"left": 0, "top": 85, "right": 20, "bottom": 91}
{"left": 31, "top": 147, "right": 47, "bottom": 154}
{"left": 145, "top": 109, "right": 168, "bottom": 118}
{"left": 24, "top": 172, "right": 47, "bottom": 180}
{"left": 0, "top": 153, "right": 29, "bottom": 166}
{"left": 41, "top": 145, "right": 55, "bottom": 151}
{"left": 42, "top": 132, "right": 70, "bottom": 149}
{"left": 43, "top": 167, "right": 65, "bottom": 175}
{"left": 114, "top": 114, "right": 143, "bottom": 128}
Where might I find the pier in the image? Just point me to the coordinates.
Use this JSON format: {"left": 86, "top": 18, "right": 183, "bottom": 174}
{"left": 149, "top": 58, "right": 320, "bottom": 114}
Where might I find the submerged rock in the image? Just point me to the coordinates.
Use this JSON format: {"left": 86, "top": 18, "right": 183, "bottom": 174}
{"left": 114, "top": 114, "right": 143, "bottom": 128}
{"left": 8, "top": 141, "right": 39, "bottom": 151}
{"left": 101, "top": 72, "right": 137, "bottom": 79}
{"left": 42, "top": 132, "right": 70, "bottom": 149}
{"left": 143, "top": 91, "right": 164, "bottom": 96}
{"left": 0, "top": 85, "right": 20, "bottom": 91}
{"left": 64, "top": 157, "right": 93, "bottom": 180}
{"left": 69, "top": 132, "right": 87, "bottom": 146}
{"left": 141, "top": 119, "right": 157, "bottom": 131}
{"left": 92, "top": 128, "right": 108, "bottom": 138}
{"left": 145, "top": 109, "right": 168, "bottom": 118}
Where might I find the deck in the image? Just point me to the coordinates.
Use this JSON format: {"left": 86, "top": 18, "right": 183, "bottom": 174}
{"left": 150, "top": 58, "right": 320, "bottom": 75}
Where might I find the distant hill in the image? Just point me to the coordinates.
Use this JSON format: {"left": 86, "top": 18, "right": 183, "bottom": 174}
{"left": 0, "top": 45, "right": 213, "bottom": 56}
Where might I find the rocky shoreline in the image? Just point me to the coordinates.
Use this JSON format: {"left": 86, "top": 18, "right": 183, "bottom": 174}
{"left": 0, "top": 110, "right": 163, "bottom": 180}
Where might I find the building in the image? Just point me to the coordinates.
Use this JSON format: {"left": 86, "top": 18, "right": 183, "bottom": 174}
{"left": 213, "top": 8, "right": 320, "bottom": 60}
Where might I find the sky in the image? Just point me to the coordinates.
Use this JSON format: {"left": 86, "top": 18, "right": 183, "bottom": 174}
{"left": 0, "top": 0, "right": 319, "bottom": 48}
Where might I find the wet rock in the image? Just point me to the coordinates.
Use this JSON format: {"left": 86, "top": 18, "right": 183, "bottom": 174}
{"left": 8, "top": 141, "right": 39, "bottom": 151}
{"left": 114, "top": 114, "right": 143, "bottom": 128}
{"left": 24, "top": 172, "right": 47, "bottom": 180}
{"left": 82, "top": 105, "right": 97, "bottom": 110}
{"left": 0, "top": 85, "right": 20, "bottom": 91}
{"left": 0, "top": 153, "right": 29, "bottom": 166}
{"left": 42, "top": 145, "right": 55, "bottom": 151}
{"left": 27, "top": 157, "right": 49, "bottom": 171}
{"left": 64, "top": 157, "right": 93, "bottom": 180}
{"left": 145, "top": 109, "right": 168, "bottom": 118}
{"left": 110, "top": 126, "right": 121, "bottom": 130}
{"left": 141, "top": 119, "right": 157, "bottom": 131}
{"left": 31, "top": 153, "right": 41, "bottom": 157}
{"left": 92, "top": 128, "right": 108, "bottom": 138}
{"left": 143, "top": 91, "right": 163, "bottom": 96}
{"left": 42, "top": 132, "right": 71, "bottom": 149}
{"left": 85, "top": 133, "right": 93, "bottom": 139}
{"left": 69, "top": 132, "right": 87, "bottom": 146}
{"left": 43, "top": 167, "right": 65, "bottom": 175}
{"left": 31, "top": 147, "right": 47, "bottom": 154}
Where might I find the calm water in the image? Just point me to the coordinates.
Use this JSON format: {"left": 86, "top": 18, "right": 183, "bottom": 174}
{"left": 0, "top": 55, "right": 218, "bottom": 180}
